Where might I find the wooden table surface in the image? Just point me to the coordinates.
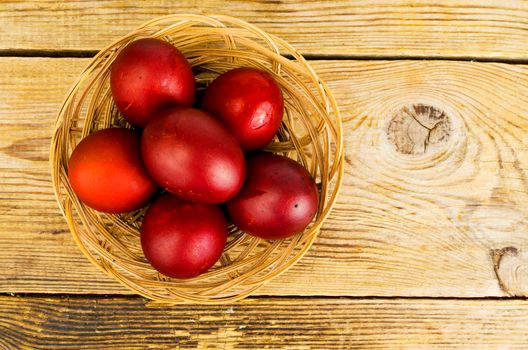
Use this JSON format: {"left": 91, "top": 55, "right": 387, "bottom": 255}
{"left": 2, "top": 1, "right": 528, "bottom": 348}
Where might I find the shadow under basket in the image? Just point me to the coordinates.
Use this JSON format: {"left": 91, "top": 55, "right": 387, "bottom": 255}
{"left": 50, "top": 14, "right": 344, "bottom": 305}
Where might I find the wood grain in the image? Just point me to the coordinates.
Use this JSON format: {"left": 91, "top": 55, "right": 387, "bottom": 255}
{"left": 2, "top": 0, "right": 528, "bottom": 59}
{"left": 1, "top": 295, "right": 528, "bottom": 349}
{"left": 2, "top": 57, "right": 528, "bottom": 297}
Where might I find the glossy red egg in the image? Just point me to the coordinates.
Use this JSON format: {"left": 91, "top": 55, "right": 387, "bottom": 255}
{"left": 140, "top": 194, "right": 228, "bottom": 279}
{"left": 67, "top": 128, "right": 157, "bottom": 213}
{"left": 141, "top": 107, "right": 246, "bottom": 204}
{"left": 110, "top": 38, "right": 195, "bottom": 128}
{"left": 201, "top": 67, "right": 284, "bottom": 151}
{"left": 227, "top": 152, "right": 318, "bottom": 239}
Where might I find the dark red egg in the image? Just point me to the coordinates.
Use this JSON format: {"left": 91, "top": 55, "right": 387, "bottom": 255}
{"left": 141, "top": 107, "right": 246, "bottom": 204}
{"left": 226, "top": 152, "right": 318, "bottom": 239}
{"left": 110, "top": 38, "right": 195, "bottom": 128}
{"left": 140, "top": 194, "right": 228, "bottom": 279}
{"left": 201, "top": 67, "right": 284, "bottom": 151}
{"left": 67, "top": 128, "right": 157, "bottom": 213}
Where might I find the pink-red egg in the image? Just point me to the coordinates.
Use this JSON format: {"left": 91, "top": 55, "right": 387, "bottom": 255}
{"left": 140, "top": 194, "right": 228, "bottom": 279}
{"left": 110, "top": 38, "right": 195, "bottom": 128}
{"left": 141, "top": 107, "right": 246, "bottom": 204}
{"left": 68, "top": 128, "right": 157, "bottom": 213}
{"left": 227, "top": 152, "right": 318, "bottom": 239}
{"left": 201, "top": 68, "right": 284, "bottom": 151}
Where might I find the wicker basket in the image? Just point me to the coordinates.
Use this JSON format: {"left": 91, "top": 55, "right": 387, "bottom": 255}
{"left": 50, "top": 14, "right": 344, "bottom": 304}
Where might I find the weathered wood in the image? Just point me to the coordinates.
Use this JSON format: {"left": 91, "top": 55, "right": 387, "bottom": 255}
{"left": 1, "top": 295, "right": 528, "bottom": 349}
{"left": 2, "top": 0, "right": 528, "bottom": 59}
{"left": 2, "top": 57, "right": 528, "bottom": 297}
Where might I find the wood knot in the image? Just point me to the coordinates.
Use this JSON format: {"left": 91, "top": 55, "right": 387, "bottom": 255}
{"left": 387, "top": 104, "right": 452, "bottom": 155}
{"left": 2, "top": 137, "right": 50, "bottom": 162}
{"left": 491, "top": 247, "right": 528, "bottom": 296}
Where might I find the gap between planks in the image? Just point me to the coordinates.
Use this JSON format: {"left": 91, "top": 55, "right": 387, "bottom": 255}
{"left": 2, "top": 293, "right": 528, "bottom": 302}
{"left": 4, "top": 49, "right": 528, "bottom": 65}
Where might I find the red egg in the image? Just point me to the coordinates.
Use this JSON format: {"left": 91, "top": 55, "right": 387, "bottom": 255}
{"left": 201, "top": 67, "right": 284, "bottom": 151}
{"left": 140, "top": 194, "right": 228, "bottom": 279}
{"left": 226, "top": 152, "right": 318, "bottom": 239}
{"left": 67, "top": 128, "right": 157, "bottom": 213}
{"left": 110, "top": 38, "right": 195, "bottom": 128}
{"left": 141, "top": 108, "right": 246, "bottom": 204}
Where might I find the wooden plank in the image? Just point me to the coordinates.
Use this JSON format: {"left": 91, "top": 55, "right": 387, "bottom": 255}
{"left": 2, "top": 57, "right": 528, "bottom": 297}
{"left": 1, "top": 295, "right": 528, "bottom": 349}
{"left": 2, "top": 0, "right": 528, "bottom": 59}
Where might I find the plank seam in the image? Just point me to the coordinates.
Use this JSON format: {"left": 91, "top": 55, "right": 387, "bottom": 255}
{"left": 2, "top": 293, "right": 528, "bottom": 301}
{"left": 2, "top": 49, "right": 528, "bottom": 64}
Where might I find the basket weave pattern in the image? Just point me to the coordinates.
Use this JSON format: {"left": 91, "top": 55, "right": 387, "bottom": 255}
{"left": 50, "top": 14, "right": 344, "bottom": 304}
